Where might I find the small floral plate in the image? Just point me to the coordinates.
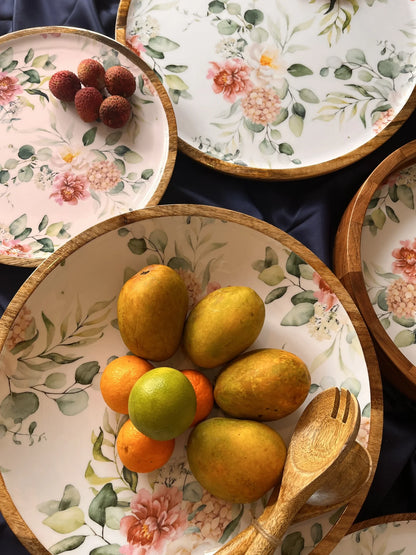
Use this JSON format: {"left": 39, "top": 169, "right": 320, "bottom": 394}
{"left": 335, "top": 139, "right": 416, "bottom": 399}
{"left": 116, "top": 0, "right": 416, "bottom": 180}
{"left": 331, "top": 513, "right": 416, "bottom": 554}
{"left": 0, "top": 205, "right": 382, "bottom": 555}
{"left": 0, "top": 26, "right": 177, "bottom": 268}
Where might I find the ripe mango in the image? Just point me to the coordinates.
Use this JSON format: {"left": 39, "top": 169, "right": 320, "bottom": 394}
{"left": 117, "top": 264, "right": 188, "bottom": 361}
{"left": 214, "top": 348, "right": 311, "bottom": 421}
{"left": 183, "top": 286, "right": 265, "bottom": 368}
{"left": 186, "top": 417, "right": 286, "bottom": 504}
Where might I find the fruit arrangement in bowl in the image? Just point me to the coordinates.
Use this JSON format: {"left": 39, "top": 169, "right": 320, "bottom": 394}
{"left": 0, "top": 205, "right": 381, "bottom": 555}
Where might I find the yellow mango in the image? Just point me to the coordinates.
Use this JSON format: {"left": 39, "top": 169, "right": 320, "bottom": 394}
{"left": 183, "top": 286, "right": 265, "bottom": 368}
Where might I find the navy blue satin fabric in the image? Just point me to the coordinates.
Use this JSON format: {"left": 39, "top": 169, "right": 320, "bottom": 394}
{"left": 1, "top": 1, "right": 416, "bottom": 553}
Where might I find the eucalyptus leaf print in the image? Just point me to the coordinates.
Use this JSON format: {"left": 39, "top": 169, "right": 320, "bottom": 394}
{"left": 317, "top": 42, "right": 416, "bottom": 132}
{"left": 0, "top": 296, "right": 113, "bottom": 443}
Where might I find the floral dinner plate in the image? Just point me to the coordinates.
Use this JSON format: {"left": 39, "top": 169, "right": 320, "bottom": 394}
{"left": 0, "top": 27, "right": 177, "bottom": 268}
{"left": 0, "top": 205, "right": 382, "bottom": 555}
{"left": 116, "top": 0, "right": 416, "bottom": 180}
{"left": 331, "top": 513, "right": 416, "bottom": 554}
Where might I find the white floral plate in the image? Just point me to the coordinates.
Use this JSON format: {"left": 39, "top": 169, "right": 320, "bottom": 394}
{"left": 0, "top": 205, "right": 382, "bottom": 555}
{"left": 0, "top": 27, "right": 177, "bottom": 268}
{"left": 334, "top": 139, "right": 416, "bottom": 399}
{"left": 331, "top": 513, "right": 416, "bottom": 554}
{"left": 116, "top": 0, "right": 416, "bottom": 180}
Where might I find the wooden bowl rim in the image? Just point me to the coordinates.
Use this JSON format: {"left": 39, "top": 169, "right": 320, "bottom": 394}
{"left": 334, "top": 139, "right": 416, "bottom": 392}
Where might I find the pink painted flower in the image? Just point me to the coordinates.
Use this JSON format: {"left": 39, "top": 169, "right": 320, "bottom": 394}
{"left": 127, "top": 35, "right": 146, "bottom": 58}
{"left": 372, "top": 108, "right": 395, "bottom": 134}
{"left": 120, "top": 485, "right": 188, "bottom": 555}
{"left": 241, "top": 87, "right": 281, "bottom": 125}
{"left": 49, "top": 172, "right": 90, "bottom": 205}
{"left": 380, "top": 170, "right": 400, "bottom": 189}
{"left": 0, "top": 72, "right": 23, "bottom": 106}
{"left": 386, "top": 278, "right": 416, "bottom": 318}
{"left": 392, "top": 238, "right": 416, "bottom": 283}
{"left": 313, "top": 272, "right": 338, "bottom": 310}
{"left": 0, "top": 239, "right": 31, "bottom": 258}
{"left": 207, "top": 58, "right": 253, "bottom": 103}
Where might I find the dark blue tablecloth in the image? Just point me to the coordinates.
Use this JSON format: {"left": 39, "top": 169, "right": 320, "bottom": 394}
{"left": 1, "top": 1, "right": 416, "bottom": 553}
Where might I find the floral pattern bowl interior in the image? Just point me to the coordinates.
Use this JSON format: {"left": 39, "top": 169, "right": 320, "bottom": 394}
{"left": 0, "top": 26, "right": 177, "bottom": 268}
{"left": 335, "top": 139, "right": 416, "bottom": 399}
{"left": 116, "top": 0, "right": 416, "bottom": 179}
{"left": 0, "top": 204, "right": 382, "bottom": 555}
{"left": 331, "top": 513, "right": 416, "bottom": 554}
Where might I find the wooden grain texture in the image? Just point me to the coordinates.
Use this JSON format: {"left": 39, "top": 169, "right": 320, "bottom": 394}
{"left": 334, "top": 139, "right": 416, "bottom": 400}
{"left": 218, "top": 389, "right": 361, "bottom": 555}
{"left": 0, "top": 204, "right": 384, "bottom": 555}
{"left": 0, "top": 24, "right": 177, "bottom": 269}
{"left": 114, "top": 0, "right": 416, "bottom": 181}
{"left": 348, "top": 512, "right": 416, "bottom": 534}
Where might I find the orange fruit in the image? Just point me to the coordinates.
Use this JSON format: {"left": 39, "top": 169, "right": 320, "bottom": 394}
{"left": 182, "top": 369, "right": 214, "bottom": 426}
{"left": 100, "top": 355, "right": 153, "bottom": 414}
{"left": 116, "top": 419, "right": 175, "bottom": 473}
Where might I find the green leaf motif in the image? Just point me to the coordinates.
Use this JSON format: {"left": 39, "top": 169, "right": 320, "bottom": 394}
{"left": 44, "top": 373, "right": 67, "bottom": 389}
{"left": 105, "top": 131, "right": 122, "bottom": 146}
{"left": 281, "top": 531, "right": 304, "bottom": 555}
{"left": 93, "top": 428, "right": 112, "bottom": 462}
{"left": 128, "top": 237, "right": 147, "bottom": 255}
{"left": 208, "top": 0, "right": 225, "bottom": 13}
{"left": 122, "top": 465, "right": 138, "bottom": 491}
{"left": 9, "top": 214, "right": 27, "bottom": 236}
{"left": 149, "top": 229, "right": 168, "bottom": 252}
{"left": 394, "top": 329, "right": 415, "bottom": 348}
{"left": 23, "top": 69, "right": 40, "bottom": 83}
{"left": 244, "top": 9, "right": 264, "bottom": 25}
{"left": 90, "top": 545, "right": 122, "bottom": 555}
{"left": 88, "top": 483, "right": 118, "bottom": 526}
{"left": 346, "top": 48, "right": 366, "bottom": 64}
{"left": 75, "top": 361, "right": 100, "bottom": 385}
{"left": 286, "top": 251, "right": 306, "bottom": 277}
{"left": 49, "top": 535, "right": 86, "bottom": 555}
{"left": 82, "top": 127, "right": 97, "bottom": 146}
{"left": 289, "top": 114, "right": 304, "bottom": 137}
{"left": 55, "top": 388, "right": 89, "bottom": 416}
{"left": 279, "top": 142, "right": 294, "bottom": 156}
{"left": 299, "top": 88, "right": 319, "bottom": 103}
{"left": 43, "top": 506, "right": 85, "bottom": 534}
{"left": 334, "top": 64, "right": 352, "bottom": 80}
{"left": 397, "top": 184, "right": 414, "bottom": 209}
{"left": 386, "top": 205, "right": 400, "bottom": 223}
{"left": 311, "top": 522, "right": 323, "bottom": 544}
{"left": 58, "top": 484, "right": 81, "bottom": 511}
{"left": 258, "top": 264, "right": 285, "bottom": 286}
{"left": 0, "top": 391, "right": 39, "bottom": 421}
{"left": 265, "top": 286, "right": 288, "bottom": 304}
{"left": 291, "top": 290, "right": 317, "bottom": 305}
{"left": 281, "top": 302, "right": 315, "bottom": 326}
{"left": 18, "top": 145, "right": 35, "bottom": 160}
{"left": 371, "top": 207, "right": 386, "bottom": 230}
{"left": 165, "top": 74, "right": 188, "bottom": 91}
{"left": 217, "top": 19, "right": 239, "bottom": 35}
{"left": 378, "top": 58, "right": 401, "bottom": 79}
{"left": 148, "top": 35, "right": 180, "bottom": 52}
{"left": 0, "top": 47, "right": 13, "bottom": 70}
{"left": 287, "top": 64, "right": 313, "bottom": 77}
{"left": 18, "top": 165, "right": 34, "bottom": 182}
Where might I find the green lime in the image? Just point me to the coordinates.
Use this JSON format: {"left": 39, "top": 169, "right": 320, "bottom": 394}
{"left": 128, "top": 367, "right": 197, "bottom": 440}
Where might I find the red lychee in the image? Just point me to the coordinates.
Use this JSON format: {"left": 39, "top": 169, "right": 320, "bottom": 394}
{"left": 49, "top": 70, "right": 81, "bottom": 102}
{"left": 77, "top": 58, "right": 106, "bottom": 90}
{"left": 74, "top": 87, "right": 103, "bottom": 122}
{"left": 104, "top": 66, "right": 136, "bottom": 98}
{"left": 99, "top": 95, "right": 132, "bottom": 128}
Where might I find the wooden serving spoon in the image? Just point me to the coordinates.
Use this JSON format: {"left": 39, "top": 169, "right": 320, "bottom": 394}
{"left": 216, "top": 387, "right": 361, "bottom": 555}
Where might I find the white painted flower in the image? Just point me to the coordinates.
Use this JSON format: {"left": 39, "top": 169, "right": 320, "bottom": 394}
{"left": 132, "top": 15, "right": 160, "bottom": 44}
{"left": 50, "top": 144, "right": 91, "bottom": 173}
{"left": 246, "top": 42, "right": 287, "bottom": 87}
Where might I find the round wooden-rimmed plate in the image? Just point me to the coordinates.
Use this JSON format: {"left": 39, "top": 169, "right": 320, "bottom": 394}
{"left": 0, "top": 26, "right": 177, "bottom": 268}
{"left": 331, "top": 513, "right": 416, "bottom": 553}
{"left": 335, "top": 139, "right": 416, "bottom": 399}
{"left": 0, "top": 204, "right": 382, "bottom": 554}
{"left": 115, "top": 0, "right": 416, "bottom": 180}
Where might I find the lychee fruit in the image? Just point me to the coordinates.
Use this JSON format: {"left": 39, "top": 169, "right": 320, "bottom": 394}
{"left": 49, "top": 70, "right": 81, "bottom": 102}
{"left": 99, "top": 95, "right": 132, "bottom": 128}
{"left": 104, "top": 66, "right": 136, "bottom": 98}
{"left": 74, "top": 87, "right": 103, "bottom": 122}
{"left": 77, "top": 58, "right": 106, "bottom": 90}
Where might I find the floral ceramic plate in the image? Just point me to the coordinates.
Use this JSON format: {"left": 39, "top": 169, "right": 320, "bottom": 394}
{"left": 0, "top": 205, "right": 382, "bottom": 555}
{"left": 0, "top": 27, "right": 177, "bottom": 268}
{"left": 335, "top": 139, "right": 416, "bottom": 399}
{"left": 330, "top": 513, "right": 416, "bottom": 554}
{"left": 116, "top": 0, "right": 416, "bottom": 180}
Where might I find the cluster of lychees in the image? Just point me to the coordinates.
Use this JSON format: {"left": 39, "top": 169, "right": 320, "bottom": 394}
{"left": 48, "top": 58, "right": 136, "bottom": 129}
